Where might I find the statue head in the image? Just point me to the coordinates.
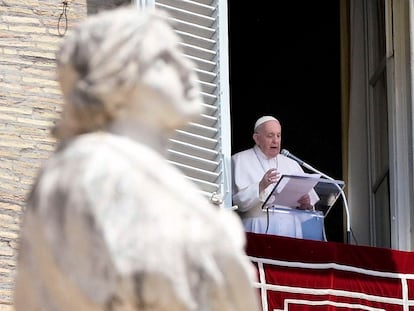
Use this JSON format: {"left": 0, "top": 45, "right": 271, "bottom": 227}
{"left": 53, "top": 6, "right": 204, "bottom": 140}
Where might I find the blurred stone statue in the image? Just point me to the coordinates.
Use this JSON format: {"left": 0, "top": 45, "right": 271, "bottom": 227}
{"left": 14, "top": 6, "right": 260, "bottom": 311}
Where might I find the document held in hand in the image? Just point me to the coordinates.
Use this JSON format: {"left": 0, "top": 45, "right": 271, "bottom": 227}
{"left": 262, "top": 173, "right": 321, "bottom": 209}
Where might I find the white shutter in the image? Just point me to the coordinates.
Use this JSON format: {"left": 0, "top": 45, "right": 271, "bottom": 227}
{"left": 153, "top": 0, "right": 231, "bottom": 207}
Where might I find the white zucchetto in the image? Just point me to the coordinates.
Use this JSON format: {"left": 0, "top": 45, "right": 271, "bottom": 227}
{"left": 254, "top": 116, "right": 278, "bottom": 131}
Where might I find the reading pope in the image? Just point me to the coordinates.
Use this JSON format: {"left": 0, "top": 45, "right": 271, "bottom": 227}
{"left": 231, "top": 115, "right": 320, "bottom": 236}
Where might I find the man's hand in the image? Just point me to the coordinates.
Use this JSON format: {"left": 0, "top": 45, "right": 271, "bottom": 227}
{"left": 259, "top": 169, "right": 280, "bottom": 193}
{"left": 297, "top": 193, "right": 313, "bottom": 210}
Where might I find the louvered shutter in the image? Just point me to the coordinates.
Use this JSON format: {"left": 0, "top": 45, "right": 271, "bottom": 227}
{"left": 142, "top": 0, "right": 232, "bottom": 208}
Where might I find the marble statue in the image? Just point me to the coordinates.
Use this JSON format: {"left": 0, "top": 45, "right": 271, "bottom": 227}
{"left": 14, "top": 5, "right": 260, "bottom": 311}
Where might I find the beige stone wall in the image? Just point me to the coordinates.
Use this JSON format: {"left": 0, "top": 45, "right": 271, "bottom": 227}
{"left": 0, "top": 0, "right": 89, "bottom": 309}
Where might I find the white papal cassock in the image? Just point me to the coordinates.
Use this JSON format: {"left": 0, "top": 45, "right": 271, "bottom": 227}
{"left": 232, "top": 145, "right": 320, "bottom": 238}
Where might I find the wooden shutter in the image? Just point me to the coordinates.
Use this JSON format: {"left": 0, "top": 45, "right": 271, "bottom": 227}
{"left": 153, "top": 0, "right": 232, "bottom": 207}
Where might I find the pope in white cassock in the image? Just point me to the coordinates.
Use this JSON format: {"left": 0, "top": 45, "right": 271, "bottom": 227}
{"left": 232, "top": 116, "right": 320, "bottom": 237}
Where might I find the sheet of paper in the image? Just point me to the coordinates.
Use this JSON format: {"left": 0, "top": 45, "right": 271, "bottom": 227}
{"left": 264, "top": 173, "right": 321, "bottom": 208}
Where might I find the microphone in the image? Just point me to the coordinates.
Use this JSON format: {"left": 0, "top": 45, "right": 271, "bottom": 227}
{"left": 280, "top": 149, "right": 305, "bottom": 166}
{"left": 280, "top": 148, "right": 351, "bottom": 244}
{"left": 281, "top": 149, "right": 332, "bottom": 180}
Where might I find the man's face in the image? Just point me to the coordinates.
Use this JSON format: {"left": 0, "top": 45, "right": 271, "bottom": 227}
{"left": 253, "top": 121, "right": 282, "bottom": 158}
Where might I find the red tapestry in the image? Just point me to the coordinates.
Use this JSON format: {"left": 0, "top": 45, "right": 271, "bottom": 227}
{"left": 245, "top": 232, "right": 414, "bottom": 311}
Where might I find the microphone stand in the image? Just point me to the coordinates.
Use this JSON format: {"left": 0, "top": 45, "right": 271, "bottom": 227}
{"left": 301, "top": 162, "right": 351, "bottom": 244}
